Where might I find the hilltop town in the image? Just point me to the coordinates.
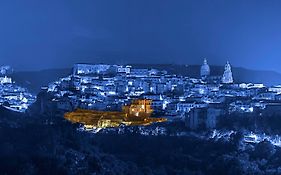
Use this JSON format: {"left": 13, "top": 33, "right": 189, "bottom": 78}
{"left": 18, "top": 60, "right": 278, "bottom": 132}
{"left": 2, "top": 62, "right": 281, "bottom": 174}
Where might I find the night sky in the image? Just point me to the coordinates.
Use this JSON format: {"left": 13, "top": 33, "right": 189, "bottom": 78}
{"left": 0, "top": 0, "right": 281, "bottom": 71}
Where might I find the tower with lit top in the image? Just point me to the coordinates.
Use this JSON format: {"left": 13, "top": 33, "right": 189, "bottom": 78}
{"left": 222, "top": 61, "right": 233, "bottom": 84}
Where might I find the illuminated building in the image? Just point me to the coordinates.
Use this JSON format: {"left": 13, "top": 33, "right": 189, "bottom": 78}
{"left": 222, "top": 61, "right": 233, "bottom": 84}
{"left": 122, "top": 99, "right": 153, "bottom": 118}
{"left": 117, "top": 65, "right": 131, "bottom": 74}
{"left": 0, "top": 76, "right": 12, "bottom": 84}
{"left": 72, "top": 64, "right": 116, "bottom": 75}
{"left": 64, "top": 99, "right": 167, "bottom": 129}
{"left": 130, "top": 68, "right": 149, "bottom": 77}
{"left": 200, "top": 58, "right": 210, "bottom": 80}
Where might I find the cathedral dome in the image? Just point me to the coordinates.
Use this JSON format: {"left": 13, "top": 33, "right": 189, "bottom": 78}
{"left": 200, "top": 59, "right": 210, "bottom": 78}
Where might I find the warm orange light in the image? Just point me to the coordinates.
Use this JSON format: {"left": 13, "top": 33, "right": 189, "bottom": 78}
{"left": 64, "top": 99, "right": 166, "bottom": 129}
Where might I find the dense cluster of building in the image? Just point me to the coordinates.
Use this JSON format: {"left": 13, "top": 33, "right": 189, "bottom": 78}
{"left": 42, "top": 61, "right": 281, "bottom": 130}
{"left": 64, "top": 99, "right": 166, "bottom": 129}
{"left": 0, "top": 75, "right": 36, "bottom": 112}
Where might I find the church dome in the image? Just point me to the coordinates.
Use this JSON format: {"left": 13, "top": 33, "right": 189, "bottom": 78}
{"left": 200, "top": 59, "right": 210, "bottom": 78}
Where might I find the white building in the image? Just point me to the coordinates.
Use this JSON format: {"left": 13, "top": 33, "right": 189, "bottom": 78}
{"left": 117, "top": 65, "right": 131, "bottom": 74}
{"left": 0, "top": 76, "right": 12, "bottom": 84}
{"left": 73, "top": 64, "right": 113, "bottom": 75}
{"left": 222, "top": 61, "right": 233, "bottom": 84}
{"left": 200, "top": 58, "right": 210, "bottom": 79}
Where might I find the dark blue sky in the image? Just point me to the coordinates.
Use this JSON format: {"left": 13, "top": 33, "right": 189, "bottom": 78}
{"left": 1, "top": 0, "right": 281, "bottom": 71}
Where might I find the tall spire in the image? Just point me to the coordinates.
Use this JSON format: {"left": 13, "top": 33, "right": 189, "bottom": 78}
{"left": 222, "top": 61, "right": 233, "bottom": 84}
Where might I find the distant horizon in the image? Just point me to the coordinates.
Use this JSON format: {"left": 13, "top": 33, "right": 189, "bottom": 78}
{"left": 8, "top": 62, "right": 281, "bottom": 75}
